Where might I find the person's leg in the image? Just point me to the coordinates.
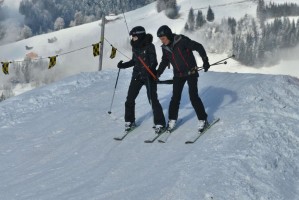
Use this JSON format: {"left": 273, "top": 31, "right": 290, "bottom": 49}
{"left": 147, "top": 80, "right": 166, "bottom": 126}
{"left": 168, "top": 77, "right": 186, "bottom": 120}
{"left": 187, "top": 76, "right": 207, "bottom": 120}
{"left": 125, "top": 78, "right": 143, "bottom": 123}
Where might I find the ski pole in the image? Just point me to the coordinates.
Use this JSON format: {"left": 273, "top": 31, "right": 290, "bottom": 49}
{"left": 108, "top": 68, "right": 121, "bottom": 114}
{"left": 211, "top": 54, "right": 235, "bottom": 66}
{"left": 196, "top": 54, "right": 235, "bottom": 71}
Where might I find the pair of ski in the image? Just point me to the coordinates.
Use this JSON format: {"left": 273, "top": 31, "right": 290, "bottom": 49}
{"left": 144, "top": 119, "right": 183, "bottom": 143}
{"left": 114, "top": 118, "right": 220, "bottom": 144}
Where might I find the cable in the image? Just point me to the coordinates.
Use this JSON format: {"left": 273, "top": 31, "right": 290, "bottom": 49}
{"left": 104, "top": 37, "right": 130, "bottom": 60}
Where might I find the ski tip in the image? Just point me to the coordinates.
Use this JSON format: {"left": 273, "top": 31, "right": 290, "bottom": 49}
{"left": 158, "top": 140, "right": 166, "bottom": 143}
{"left": 113, "top": 138, "right": 123, "bottom": 141}
{"left": 144, "top": 140, "right": 153, "bottom": 143}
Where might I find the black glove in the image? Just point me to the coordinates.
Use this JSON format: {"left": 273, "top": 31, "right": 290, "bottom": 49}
{"left": 202, "top": 57, "right": 210, "bottom": 72}
{"left": 117, "top": 60, "right": 124, "bottom": 68}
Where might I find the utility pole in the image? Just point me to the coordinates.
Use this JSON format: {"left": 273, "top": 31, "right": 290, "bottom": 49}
{"left": 99, "top": 15, "right": 106, "bottom": 71}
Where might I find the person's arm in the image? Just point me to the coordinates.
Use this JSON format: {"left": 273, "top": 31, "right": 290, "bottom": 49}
{"left": 147, "top": 44, "right": 158, "bottom": 71}
{"left": 157, "top": 49, "right": 170, "bottom": 77}
{"left": 117, "top": 54, "right": 135, "bottom": 69}
{"left": 185, "top": 37, "right": 208, "bottom": 61}
{"left": 184, "top": 37, "right": 210, "bottom": 72}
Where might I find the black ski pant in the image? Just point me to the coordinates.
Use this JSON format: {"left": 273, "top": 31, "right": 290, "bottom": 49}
{"left": 168, "top": 76, "right": 207, "bottom": 121}
{"left": 125, "top": 78, "right": 166, "bottom": 126}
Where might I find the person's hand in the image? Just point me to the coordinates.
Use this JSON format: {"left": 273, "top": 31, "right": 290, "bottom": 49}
{"left": 203, "top": 61, "right": 210, "bottom": 72}
{"left": 202, "top": 57, "right": 210, "bottom": 72}
{"left": 117, "top": 60, "right": 124, "bottom": 68}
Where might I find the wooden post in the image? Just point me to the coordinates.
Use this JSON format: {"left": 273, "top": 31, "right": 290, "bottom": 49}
{"left": 99, "top": 15, "right": 105, "bottom": 71}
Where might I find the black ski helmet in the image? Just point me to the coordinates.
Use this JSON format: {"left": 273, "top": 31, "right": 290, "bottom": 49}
{"left": 129, "top": 26, "right": 146, "bottom": 40}
{"left": 157, "top": 25, "right": 173, "bottom": 41}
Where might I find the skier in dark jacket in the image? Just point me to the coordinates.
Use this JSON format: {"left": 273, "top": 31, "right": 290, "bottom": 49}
{"left": 117, "top": 26, "right": 166, "bottom": 133}
{"left": 156, "top": 25, "right": 210, "bottom": 133}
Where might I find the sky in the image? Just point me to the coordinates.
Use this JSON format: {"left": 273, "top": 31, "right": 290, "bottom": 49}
{"left": 0, "top": 0, "right": 299, "bottom": 199}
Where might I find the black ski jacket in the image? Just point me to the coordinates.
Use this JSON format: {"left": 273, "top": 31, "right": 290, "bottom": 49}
{"left": 157, "top": 34, "right": 208, "bottom": 77}
{"left": 121, "top": 34, "right": 158, "bottom": 81}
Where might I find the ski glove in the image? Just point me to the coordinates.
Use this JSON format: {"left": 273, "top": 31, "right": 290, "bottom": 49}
{"left": 202, "top": 57, "right": 210, "bottom": 72}
{"left": 117, "top": 60, "right": 125, "bottom": 69}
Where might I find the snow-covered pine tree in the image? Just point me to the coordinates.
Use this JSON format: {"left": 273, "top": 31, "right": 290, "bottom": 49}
{"left": 257, "top": 0, "right": 266, "bottom": 26}
{"left": 184, "top": 22, "right": 189, "bottom": 31}
{"left": 0, "top": 0, "right": 5, "bottom": 40}
{"left": 157, "top": 0, "right": 166, "bottom": 12}
{"left": 207, "top": 6, "right": 215, "bottom": 22}
{"left": 165, "top": 0, "right": 178, "bottom": 19}
{"left": 195, "top": 10, "right": 206, "bottom": 29}
{"left": 187, "top": 8, "right": 195, "bottom": 31}
{"left": 228, "top": 17, "right": 237, "bottom": 35}
{"left": 54, "top": 17, "right": 65, "bottom": 31}
{"left": 20, "top": 25, "right": 32, "bottom": 39}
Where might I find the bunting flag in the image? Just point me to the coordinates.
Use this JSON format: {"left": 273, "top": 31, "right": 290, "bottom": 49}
{"left": 1, "top": 62, "right": 11, "bottom": 75}
{"left": 92, "top": 43, "right": 100, "bottom": 57}
{"left": 110, "top": 46, "right": 117, "bottom": 59}
{"left": 48, "top": 56, "right": 58, "bottom": 69}
{"left": 1, "top": 38, "right": 129, "bottom": 75}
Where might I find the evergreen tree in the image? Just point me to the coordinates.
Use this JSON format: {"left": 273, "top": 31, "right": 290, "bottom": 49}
{"left": 0, "top": 0, "right": 5, "bottom": 40}
{"left": 157, "top": 0, "right": 166, "bottom": 12}
{"left": 206, "top": 6, "right": 215, "bottom": 22}
{"left": 228, "top": 17, "right": 237, "bottom": 34}
{"left": 289, "top": 20, "right": 297, "bottom": 47}
{"left": 0, "top": 23, "right": 4, "bottom": 41}
{"left": 20, "top": 25, "right": 32, "bottom": 39}
{"left": 187, "top": 7, "right": 195, "bottom": 31}
{"left": 0, "top": 93, "right": 5, "bottom": 102}
{"left": 165, "top": 0, "right": 178, "bottom": 19}
{"left": 184, "top": 22, "right": 189, "bottom": 31}
{"left": 257, "top": 0, "right": 266, "bottom": 26}
{"left": 54, "top": 17, "right": 65, "bottom": 31}
{"left": 0, "top": 0, "right": 4, "bottom": 21}
{"left": 195, "top": 10, "right": 206, "bottom": 29}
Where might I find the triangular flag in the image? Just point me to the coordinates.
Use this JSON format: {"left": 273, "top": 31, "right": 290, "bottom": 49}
{"left": 110, "top": 46, "right": 117, "bottom": 59}
{"left": 92, "top": 43, "right": 100, "bottom": 57}
{"left": 48, "top": 56, "right": 58, "bottom": 69}
{"left": 1, "top": 62, "right": 11, "bottom": 75}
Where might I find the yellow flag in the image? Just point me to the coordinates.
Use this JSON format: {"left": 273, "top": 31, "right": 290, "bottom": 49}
{"left": 48, "top": 56, "right": 57, "bottom": 69}
{"left": 110, "top": 46, "right": 117, "bottom": 59}
{"left": 92, "top": 43, "right": 100, "bottom": 57}
{"left": 1, "top": 62, "right": 10, "bottom": 75}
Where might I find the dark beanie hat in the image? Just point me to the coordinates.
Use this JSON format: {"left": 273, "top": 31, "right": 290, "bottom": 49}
{"left": 130, "top": 26, "right": 146, "bottom": 40}
{"left": 157, "top": 25, "right": 174, "bottom": 41}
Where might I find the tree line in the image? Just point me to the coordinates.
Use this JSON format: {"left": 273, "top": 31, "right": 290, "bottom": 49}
{"left": 184, "top": 1, "right": 299, "bottom": 66}
{"left": 18, "top": 0, "right": 155, "bottom": 35}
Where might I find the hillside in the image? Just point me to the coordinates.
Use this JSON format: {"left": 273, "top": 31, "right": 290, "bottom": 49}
{"left": 1, "top": 0, "right": 299, "bottom": 101}
{"left": 0, "top": 70, "right": 299, "bottom": 199}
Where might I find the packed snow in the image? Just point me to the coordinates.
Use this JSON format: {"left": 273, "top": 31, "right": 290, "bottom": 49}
{"left": 1, "top": 0, "right": 299, "bottom": 199}
{"left": 0, "top": 69, "right": 299, "bottom": 199}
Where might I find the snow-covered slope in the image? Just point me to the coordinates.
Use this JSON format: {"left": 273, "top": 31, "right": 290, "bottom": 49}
{"left": 1, "top": 1, "right": 299, "bottom": 199}
{"left": 0, "top": 69, "right": 299, "bottom": 199}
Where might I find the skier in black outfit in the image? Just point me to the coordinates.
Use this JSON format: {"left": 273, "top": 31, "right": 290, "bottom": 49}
{"left": 156, "top": 25, "right": 210, "bottom": 132}
{"left": 117, "top": 26, "right": 166, "bottom": 133}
